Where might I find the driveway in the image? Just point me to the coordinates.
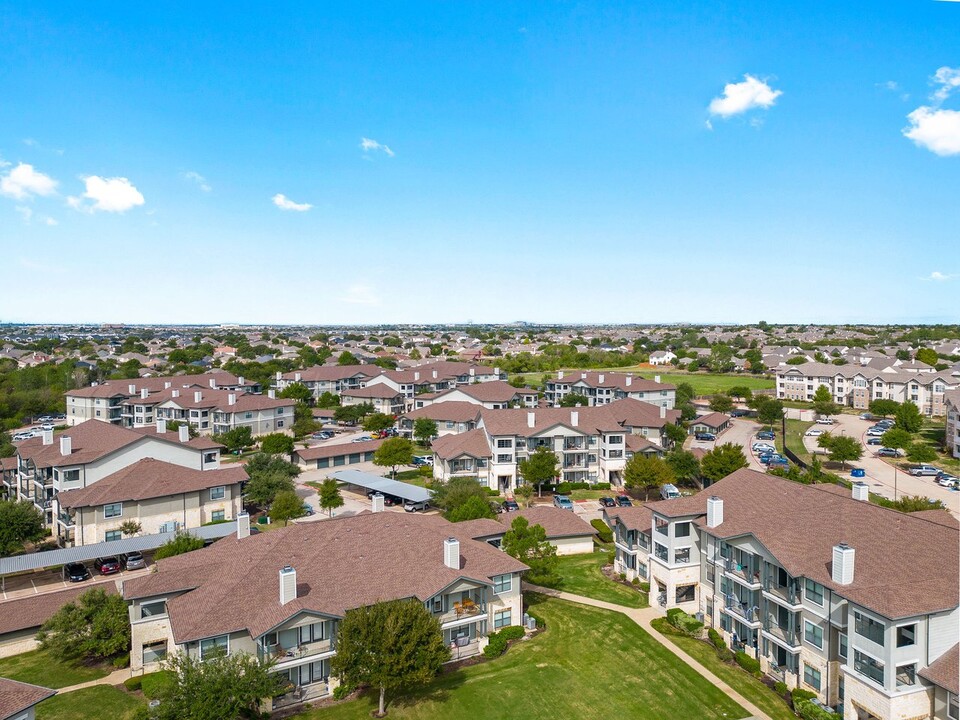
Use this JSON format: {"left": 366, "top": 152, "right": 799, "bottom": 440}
{"left": 688, "top": 418, "right": 768, "bottom": 471}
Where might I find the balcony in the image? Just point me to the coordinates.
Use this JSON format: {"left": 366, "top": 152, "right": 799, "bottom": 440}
{"left": 563, "top": 440, "right": 585, "bottom": 451}
{"left": 57, "top": 512, "right": 75, "bottom": 528}
{"left": 435, "top": 600, "right": 486, "bottom": 626}
{"left": 762, "top": 622, "right": 801, "bottom": 649}
{"left": 272, "top": 680, "right": 330, "bottom": 709}
{"left": 724, "top": 599, "right": 761, "bottom": 626}
{"left": 261, "top": 638, "right": 334, "bottom": 667}
{"left": 763, "top": 582, "right": 802, "bottom": 607}
{"left": 724, "top": 559, "right": 761, "bottom": 587}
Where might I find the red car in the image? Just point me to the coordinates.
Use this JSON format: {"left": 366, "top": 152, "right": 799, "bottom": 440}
{"left": 94, "top": 556, "right": 122, "bottom": 575}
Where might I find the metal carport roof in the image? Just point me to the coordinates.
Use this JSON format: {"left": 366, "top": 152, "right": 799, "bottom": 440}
{"left": 329, "top": 469, "right": 432, "bottom": 503}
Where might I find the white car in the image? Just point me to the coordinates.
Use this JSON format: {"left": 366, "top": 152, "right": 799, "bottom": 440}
{"left": 752, "top": 443, "right": 776, "bottom": 453}
{"left": 805, "top": 428, "right": 824, "bottom": 437}
{"left": 815, "top": 417, "right": 834, "bottom": 425}
{"left": 865, "top": 428, "right": 885, "bottom": 437}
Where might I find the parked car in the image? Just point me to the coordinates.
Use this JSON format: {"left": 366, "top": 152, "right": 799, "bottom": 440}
{"left": 865, "top": 427, "right": 886, "bottom": 437}
{"left": 302, "top": 503, "right": 315, "bottom": 516}
{"left": 403, "top": 499, "right": 430, "bottom": 512}
{"left": 876, "top": 448, "right": 903, "bottom": 458}
{"left": 908, "top": 465, "right": 940, "bottom": 477}
{"left": 553, "top": 495, "right": 574, "bottom": 510}
{"left": 502, "top": 499, "right": 520, "bottom": 512}
{"left": 756, "top": 431, "right": 775, "bottom": 441}
{"left": 615, "top": 494, "right": 634, "bottom": 506}
{"left": 876, "top": 419, "right": 894, "bottom": 428}
{"left": 383, "top": 495, "right": 403, "bottom": 507}
{"left": 759, "top": 453, "right": 787, "bottom": 465}
{"left": 936, "top": 474, "right": 958, "bottom": 488}
{"left": 412, "top": 455, "right": 434, "bottom": 467}
{"left": 94, "top": 557, "right": 122, "bottom": 575}
{"left": 767, "top": 458, "right": 789, "bottom": 469}
{"left": 752, "top": 443, "right": 776, "bottom": 453}
{"left": 866, "top": 437, "right": 883, "bottom": 446}
{"left": 730, "top": 410, "right": 749, "bottom": 417}
{"left": 121, "top": 551, "right": 146, "bottom": 570}
{"left": 815, "top": 417, "right": 834, "bottom": 425}
{"left": 65, "top": 562, "right": 90, "bottom": 582}
{"left": 859, "top": 412, "right": 874, "bottom": 420}
{"left": 659, "top": 485, "right": 680, "bottom": 500}
{"left": 804, "top": 428, "right": 824, "bottom": 437}
{"left": 40, "top": 423, "right": 54, "bottom": 431}
{"left": 599, "top": 496, "right": 616, "bottom": 507}
{"left": 694, "top": 432, "right": 717, "bottom": 441}
{"left": 352, "top": 435, "right": 373, "bottom": 443}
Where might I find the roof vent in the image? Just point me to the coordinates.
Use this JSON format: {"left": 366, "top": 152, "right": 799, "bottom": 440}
{"left": 832, "top": 543, "right": 855, "bottom": 585}
{"left": 581, "top": 372, "right": 587, "bottom": 379}
{"left": 60, "top": 435, "right": 72, "bottom": 456}
{"left": 228, "top": 393, "right": 236, "bottom": 406}
{"left": 172, "top": 389, "right": 180, "bottom": 398}
{"left": 655, "top": 375, "right": 661, "bottom": 384}
{"left": 209, "top": 378, "right": 217, "bottom": 389}
{"left": 851, "top": 482, "right": 868, "bottom": 501}
{"left": 178, "top": 425, "right": 190, "bottom": 443}
{"left": 164, "top": 381, "right": 172, "bottom": 389}
{"left": 42, "top": 429, "right": 54, "bottom": 446}
{"left": 598, "top": 374, "right": 605, "bottom": 384}
{"left": 294, "top": 372, "right": 301, "bottom": 382}
{"left": 626, "top": 376, "right": 632, "bottom": 386}
{"left": 706, "top": 496, "right": 723, "bottom": 528}
{"left": 443, "top": 537, "right": 460, "bottom": 570}
{"left": 570, "top": 410, "right": 579, "bottom": 427}
{"left": 558, "top": 371, "right": 564, "bottom": 380}
{"left": 279, "top": 566, "right": 297, "bottom": 605}
{"left": 128, "top": 384, "right": 137, "bottom": 395}
{"left": 236, "top": 511, "right": 250, "bottom": 539}
{"left": 194, "top": 391, "right": 203, "bottom": 403}
{"left": 156, "top": 419, "right": 167, "bottom": 434}
{"left": 140, "top": 388, "right": 149, "bottom": 399}
{"left": 268, "top": 389, "right": 276, "bottom": 399}
{"left": 238, "top": 376, "right": 245, "bottom": 385}
{"left": 371, "top": 493, "right": 385, "bottom": 513}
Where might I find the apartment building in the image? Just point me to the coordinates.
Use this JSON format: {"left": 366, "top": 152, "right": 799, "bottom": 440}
{"left": 56, "top": 459, "right": 247, "bottom": 546}
{"left": 411, "top": 381, "right": 539, "bottom": 411}
{"left": 776, "top": 363, "right": 957, "bottom": 416}
{"left": 945, "top": 390, "right": 960, "bottom": 460}
{"left": 544, "top": 371, "right": 676, "bottom": 409}
{"left": 605, "top": 469, "right": 959, "bottom": 720}
{"left": 14, "top": 420, "right": 221, "bottom": 528}
{"left": 398, "top": 402, "right": 484, "bottom": 438}
{"left": 124, "top": 388, "right": 295, "bottom": 436}
{"left": 274, "top": 365, "right": 383, "bottom": 400}
{"left": 122, "top": 511, "right": 527, "bottom": 709}
{"left": 363, "top": 362, "right": 506, "bottom": 406}
{"left": 431, "top": 399, "right": 681, "bottom": 492}
{"left": 457, "top": 506, "right": 596, "bottom": 556}
{"left": 339, "top": 385, "right": 406, "bottom": 416}
{"left": 65, "top": 372, "right": 258, "bottom": 427}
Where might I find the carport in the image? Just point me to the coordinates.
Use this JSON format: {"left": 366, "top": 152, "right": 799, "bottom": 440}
{"left": 0, "top": 521, "right": 239, "bottom": 592}
{"left": 329, "top": 469, "right": 432, "bottom": 503}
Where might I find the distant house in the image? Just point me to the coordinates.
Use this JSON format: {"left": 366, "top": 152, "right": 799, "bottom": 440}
{"left": 460, "top": 506, "right": 596, "bottom": 556}
{"left": 648, "top": 351, "right": 677, "bottom": 366}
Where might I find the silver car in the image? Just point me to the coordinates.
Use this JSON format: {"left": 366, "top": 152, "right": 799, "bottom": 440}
{"left": 122, "top": 551, "right": 146, "bottom": 570}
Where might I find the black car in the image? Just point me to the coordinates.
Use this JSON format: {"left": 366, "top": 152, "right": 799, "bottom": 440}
{"left": 599, "top": 496, "right": 616, "bottom": 507}
{"left": 65, "top": 562, "right": 90, "bottom": 582}
{"left": 502, "top": 500, "right": 520, "bottom": 512}
{"left": 756, "top": 431, "right": 776, "bottom": 441}
{"left": 615, "top": 495, "right": 633, "bottom": 507}
{"left": 866, "top": 437, "right": 883, "bottom": 446}
{"left": 694, "top": 432, "right": 717, "bottom": 441}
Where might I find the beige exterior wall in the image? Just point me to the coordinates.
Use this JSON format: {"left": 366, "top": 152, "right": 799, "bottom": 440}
{"left": 842, "top": 669, "right": 933, "bottom": 720}
{"left": 0, "top": 628, "right": 40, "bottom": 659}
{"left": 552, "top": 535, "right": 594, "bottom": 556}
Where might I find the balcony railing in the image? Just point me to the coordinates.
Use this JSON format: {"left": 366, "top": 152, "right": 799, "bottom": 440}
{"left": 435, "top": 601, "right": 485, "bottom": 625}
{"left": 261, "top": 638, "right": 334, "bottom": 665}
{"left": 764, "top": 582, "right": 801, "bottom": 606}
{"left": 725, "top": 559, "right": 761, "bottom": 586}
{"left": 763, "top": 621, "right": 801, "bottom": 648}
{"left": 725, "top": 600, "right": 760, "bottom": 624}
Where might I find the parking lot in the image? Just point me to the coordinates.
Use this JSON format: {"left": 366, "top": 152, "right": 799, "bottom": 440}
{"left": 688, "top": 417, "right": 768, "bottom": 471}
{"left": 0, "top": 561, "right": 152, "bottom": 602}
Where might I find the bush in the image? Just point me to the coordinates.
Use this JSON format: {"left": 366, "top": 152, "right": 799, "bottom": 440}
{"left": 774, "top": 681, "right": 788, "bottom": 697}
{"left": 735, "top": 651, "right": 761, "bottom": 674}
{"left": 140, "top": 671, "right": 175, "bottom": 700}
{"left": 525, "top": 607, "right": 546, "bottom": 629}
{"left": 590, "top": 518, "right": 613, "bottom": 543}
{"left": 124, "top": 677, "right": 142, "bottom": 692}
{"left": 796, "top": 699, "right": 842, "bottom": 720}
{"left": 791, "top": 688, "right": 817, "bottom": 706}
{"left": 499, "top": 625, "right": 525, "bottom": 641}
{"left": 483, "top": 632, "right": 508, "bottom": 658}
{"left": 332, "top": 682, "right": 356, "bottom": 700}
{"left": 717, "top": 647, "right": 735, "bottom": 662}
{"left": 639, "top": 582, "right": 650, "bottom": 593}
{"left": 666, "top": 608, "right": 703, "bottom": 636}
{"left": 631, "top": 577, "right": 640, "bottom": 585}
{"left": 619, "top": 572, "right": 627, "bottom": 581}
{"left": 113, "top": 652, "right": 130, "bottom": 669}
{"left": 708, "top": 628, "right": 725, "bottom": 651}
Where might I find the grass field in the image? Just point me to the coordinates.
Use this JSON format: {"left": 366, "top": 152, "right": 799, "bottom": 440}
{"left": 539, "top": 552, "right": 648, "bottom": 608}
{"left": 513, "top": 370, "right": 774, "bottom": 397}
{"left": 36, "top": 685, "right": 144, "bottom": 720}
{"left": 0, "top": 650, "right": 109, "bottom": 689}
{"left": 293, "top": 596, "right": 747, "bottom": 720}
{"left": 777, "top": 419, "right": 815, "bottom": 465}
{"left": 650, "top": 619, "right": 796, "bottom": 720}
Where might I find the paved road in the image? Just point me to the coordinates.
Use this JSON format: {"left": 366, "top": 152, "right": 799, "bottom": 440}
{"left": 689, "top": 417, "right": 768, "bottom": 471}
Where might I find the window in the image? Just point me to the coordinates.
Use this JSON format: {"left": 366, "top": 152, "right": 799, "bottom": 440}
{"left": 895, "top": 624, "right": 915, "bottom": 647}
{"left": 896, "top": 663, "right": 916, "bottom": 688}
{"left": 142, "top": 640, "right": 167, "bottom": 664}
{"left": 199, "top": 635, "right": 229, "bottom": 659}
{"left": 104, "top": 503, "right": 122, "bottom": 519}
{"left": 277, "top": 407, "right": 284, "bottom": 414}
{"left": 675, "top": 547, "right": 690, "bottom": 564}
{"left": 105, "top": 530, "right": 122, "bottom": 542}
{"left": 948, "top": 694, "right": 958, "bottom": 720}
{"left": 211, "top": 510, "right": 225, "bottom": 522}
{"left": 854, "top": 612, "right": 885, "bottom": 645}
{"left": 299, "top": 622, "right": 326, "bottom": 644}
{"left": 496, "top": 454, "right": 511, "bottom": 463}
{"left": 496, "top": 439, "right": 512, "bottom": 448}
{"left": 494, "top": 609, "right": 511, "bottom": 629}
{"left": 277, "top": 420, "right": 284, "bottom": 428}
{"left": 675, "top": 522, "right": 690, "bottom": 538}
{"left": 839, "top": 632, "right": 848, "bottom": 659}
{"left": 607, "top": 435, "right": 623, "bottom": 444}
{"left": 654, "top": 543, "right": 668, "bottom": 561}
{"left": 245, "top": 412, "right": 253, "bottom": 419}
{"left": 803, "top": 663, "right": 822, "bottom": 691}
{"left": 446, "top": 421, "right": 455, "bottom": 429}
{"left": 804, "top": 621, "right": 823, "bottom": 649}
{"left": 706, "top": 566, "right": 716, "bottom": 584}
{"left": 141, "top": 600, "right": 167, "bottom": 618}
{"left": 493, "top": 575, "right": 512, "bottom": 594}
{"left": 655, "top": 517, "right": 668, "bottom": 535}
{"left": 854, "top": 650, "right": 884, "bottom": 685}
{"left": 675, "top": 584, "right": 696, "bottom": 603}
{"left": 209, "top": 486, "right": 225, "bottom": 501}
{"left": 203, "top": 452, "right": 217, "bottom": 464}
{"left": 804, "top": 578, "right": 824, "bottom": 606}
{"left": 61, "top": 468, "right": 80, "bottom": 482}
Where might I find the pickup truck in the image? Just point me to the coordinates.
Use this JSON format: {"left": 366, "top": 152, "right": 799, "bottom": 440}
{"left": 908, "top": 465, "right": 939, "bottom": 477}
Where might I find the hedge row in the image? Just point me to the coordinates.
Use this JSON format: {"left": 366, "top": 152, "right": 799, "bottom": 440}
{"left": 590, "top": 519, "right": 613, "bottom": 543}
{"left": 482, "top": 625, "right": 527, "bottom": 659}
{"left": 542, "top": 482, "right": 612, "bottom": 494}
{"left": 666, "top": 608, "right": 704, "bottom": 636}
{"left": 734, "top": 650, "right": 761, "bottom": 674}
{"left": 795, "top": 699, "right": 842, "bottom": 720}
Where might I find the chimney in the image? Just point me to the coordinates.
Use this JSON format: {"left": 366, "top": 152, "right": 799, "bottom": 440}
{"left": 164, "top": 381, "right": 172, "bottom": 389}
{"left": 414, "top": 371, "right": 420, "bottom": 381}
{"left": 469, "top": 368, "right": 475, "bottom": 377}
{"left": 371, "top": 493, "right": 385, "bottom": 513}
{"left": 706, "top": 496, "right": 723, "bottom": 528}
{"left": 626, "top": 376, "right": 632, "bottom": 387}
{"left": 294, "top": 372, "right": 301, "bottom": 382}
{"left": 194, "top": 391, "right": 203, "bottom": 403}
{"left": 42, "top": 429, "right": 54, "bottom": 445}
{"left": 655, "top": 375, "right": 661, "bottom": 384}
{"left": 172, "top": 389, "right": 180, "bottom": 398}
{"left": 268, "top": 389, "right": 276, "bottom": 399}
{"left": 832, "top": 543, "right": 855, "bottom": 585}
{"left": 236, "top": 511, "right": 250, "bottom": 539}
{"left": 581, "top": 372, "right": 587, "bottom": 380}
{"left": 443, "top": 538, "right": 460, "bottom": 569}
{"left": 228, "top": 393, "right": 236, "bottom": 406}
{"left": 140, "top": 387, "right": 149, "bottom": 399}
{"left": 558, "top": 371, "right": 564, "bottom": 380}
{"left": 851, "top": 482, "right": 869, "bottom": 501}
{"left": 570, "top": 410, "right": 579, "bottom": 426}
{"left": 209, "top": 378, "right": 217, "bottom": 389}
{"left": 238, "top": 376, "right": 245, "bottom": 386}
{"left": 275, "top": 371, "right": 282, "bottom": 381}
{"left": 178, "top": 425, "right": 190, "bottom": 443}
{"left": 432, "top": 370, "right": 438, "bottom": 379}
{"left": 128, "top": 384, "right": 136, "bottom": 394}
{"left": 279, "top": 566, "right": 297, "bottom": 605}
{"left": 598, "top": 374, "right": 605, "bottom": 384}
{"left": 60, "top": 435, "right": 72, "bottom": 456}
{"left": 660, "top": 406, "right": 667, "bottom": 419}
{"left": 493, "top": 366, "right": 499, "bottom": 376}
{"left": 156, "top": 419, "right": 167, "bottom": 434}
{"left": 527, "top": 411, "right": 536, "bottom": 428}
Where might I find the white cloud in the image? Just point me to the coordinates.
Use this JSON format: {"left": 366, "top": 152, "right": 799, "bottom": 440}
{"left": 67, "top": 175, "right": 145, "bottom": 213}
{"left": 903, "top": 107, "right": 960, "bottom": 156}
{"left": 183, "top": 171, "right": 211, "bottom": 192}
{"left": 340, "top": 284, "right": 380, "bottom": 306}
{"left": 932, "top": 66, "right": 960, "bottom": 102}
{"left": 0, "top": 163, "right": 59, "bottom": 199}
{"left": 928, "top": 271, "right": 956, "bottom": 281}
{"left": 708, "top": 75, "right": 782, "bottom": 118}
{"left": 360, "top": 137, "right": 395, "bottom": 157}
{"left": 272, "top": 193, "right": 312, "bottom": 212}
{"left": 19, "top": 256, "right": 63, "bottom": 273}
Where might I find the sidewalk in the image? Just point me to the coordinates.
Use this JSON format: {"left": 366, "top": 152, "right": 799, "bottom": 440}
{"left": 56, "top": 667, "right": 130, "bottom": 694}
{"left": 524, "top": 583, "right": 773, "bottom": 720}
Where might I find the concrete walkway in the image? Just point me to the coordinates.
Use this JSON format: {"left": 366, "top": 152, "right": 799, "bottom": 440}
{"left": 56, "top": 667, "right": 130, "bottom": 694}
{"left": 524, "top": 583, "right": 773, "bottom": 720}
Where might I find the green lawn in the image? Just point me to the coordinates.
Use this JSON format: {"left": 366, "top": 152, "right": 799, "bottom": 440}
{"left": 567, "top": 488, "right": 613, "bottom": 501}
{"left": 511, "top": 370, "right": 774, "bottom": 398}
{"left": 777, "top": 419, "right": 815, "bottom": 465}
{"left": 538, "top": 552, "right": 648, "bottom": 609}
{"left": 650, "top": 618, "right": 796, "bottom": 720}
{"left": 0, "top": 650, "right": 110, "bottom": 689}
{"left": 36, "top": 685, "right": 144, "bottom": 720}
{"left": 294, "top": 596, "right": 748, "bottom": 720}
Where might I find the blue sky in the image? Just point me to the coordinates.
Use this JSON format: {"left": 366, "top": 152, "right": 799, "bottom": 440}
{"left": 1, "top": 1, "right": 957, "bottom": 325}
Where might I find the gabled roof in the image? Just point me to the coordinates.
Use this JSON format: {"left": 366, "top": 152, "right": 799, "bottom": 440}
{"left": 548, "top": 371, "right": 676, "bottom": 393}
{"left": 432, "top": 381, "right": 537, "bottom": 404}
{"left": 293, "top": 438, "right": 384, "bottom": 461}
{"left": 280, "top": 365, "right": 383, "bottom": 382}
{"left": 340, "top": 384, "right": 405, "bottom": 400}
{"left": 691, "top": 412, "right": 731, "bottom": 428}
{"left": 918, "top": 643, "right": 959, "bottom": 695}
{"left": 498, "top": 506, "right": 595, "bottom": 539}
{"left": 0, "top": 678, "right": 56, "bottom": 718}
{"left": 431, "top": 429, "right": 492, "bottom": 460}
{"left": 0, "top": 583, "right": 116, "bottom": 636}
{"left": 604, "top": 504, "right": 654, "bottom": 533}
{"left": 479, "top": 399, "right": 679, "bottom": 437}
{"left": 402, "top": 402, "right": 483, "bottom": 424}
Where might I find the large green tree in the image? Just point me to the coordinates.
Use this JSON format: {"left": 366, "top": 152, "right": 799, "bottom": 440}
{"left": 447, "top": 495, "right": 496, "bottom": 522}
{"left": 725, "top": 386, "right": 753, "bottom": 402}
{"left": 154, "top": 531, "right": 205, "bottom": 559}
{"left": 318, "top": 478, "right": 344, "bottom": 517}
{"left": 270, "top": 490, "right": 306, "bottom": 525}
{"left": 517, "top": 446, "right": 559, "bottom": 497}
{"left": 666, "top": 449, "right": 701, "bottom": 484}
{"left": 373, "top": 437, "right": 414, "bottom": 479}
{"left": 362, "top": 413, "right": 396, "bottom": 433}
{"left": 818, "top": 434, "right": 862, "bottom": 469}
{"left": 278, "top": 382, "right": 313, "bottom": 403}
{"left": 292, "top": 404, "right": 321, "bottom": 438}
{"left": 708, "top": 394, "right": 734, "bottom": 414}
{"left": 880, "top": 428, "right": 913, "bottom": 453}
{"left": 502, "top": 516, "right": 558, "bottom": 586}
{"left": 413, "top": 417, "right": 438, "bottom": 446}
{"left": 906, "top": 442, "right": 937, "bottom": 463}
{"left": 700, "top": 443, "right": 748, "bottom": 484}
{"left": 812, "top": 386, "right": 841, "bottom": 418}
{"left": 331, "top": 599, "right": 450, "bottom": 717}
{"left": 914, "top": 348, "right": 938, "bottom": 366}
{"left": 623, "top": 454, "right": 675, "bottom": 500}
{"left": 559, "top": 393, "right": 590, "bottom": 408}
{"left": 894, "top": 401, "right": 924, "bottom": 433}
{"left": 868, "top": 399, "right": 899, "bottom": 417}
{"left": 662, "top": 422, "right": 687, "bottom": 448}
{"left": 214, "top": 426, "right": 253, "bottom": 453}
{"left": 431, "top": 477, "right": 490, "bottom": 514}
{"left": 37, "top": 588, "right": 130, "bottom": 662}
{"left": 756, "top": 397, "right": 785, "bottom": 428}
{"left": 0, "top": 500, "right": 46, "bottom": 556}
{"left": 260, "top": 433, "right": 295, "bottom": 455}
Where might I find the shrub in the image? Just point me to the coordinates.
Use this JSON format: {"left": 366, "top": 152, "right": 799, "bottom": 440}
{"left": 499, "top": 625, "right": 525, "bottom": 641}
{"left": 619, "top": 572, "right": 627, "bottom": 581}
{"left": 717, "top": 647, "right": 735, "bottom": 662}
{"left": 735, "top": 651, "right": 761, "bottom": 674}
{"left": 631, "top": 577, "right": 640, "bottom": 585}
{"left": 590, "top": 519, "right": 613, "bottom": 543}
{"left": 123, "top": 677, "right": 142, "bottom": 692}
{"left": 639, "top": 582, "right": 650, "bottom": 593}
{"left": 332, "top": 682, "right": 356, "bottom": 700}
{"left": 112, "top": 652, "right": 130, "bottom": 669}
{"left": 140, "top": 671, "right": 175, "bottom": 700}
{"left": 774, "top": 681, "right": 788, "bottom": 697}
{"left": 605, "top": 550, "right": 615, "bottom": 565}
{"left": 791, "top": 688, "right": 817, "bottom": 706}
{"left": 483, "top": 632, "right": 508, "bottom": 658}
{"left": 708, "top": 628, "right": 726, "bottom": 651}
{"left": 796, "top": 699, "right": 842, "bottom": 720}
{"left": 666, "top": 608, "right": 703, "bottom": 635}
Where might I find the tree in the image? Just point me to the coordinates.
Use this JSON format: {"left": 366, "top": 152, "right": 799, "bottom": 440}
{"left": 154, "top": 531, "right": 205, "bottom": 559}
{"left": 244, "top": 470, "right": 295, "bottom": 508}
{"left": 623, "top": 454, "right": 675, "bottom": 500}
{"left": 0, "top": 500, "right": 46, "bottom": 556}
{"left": 559, "top": 393, "right": 590, "bottom": 407}
{"left": 869, "top": 399, "right": 899, "bottom": 417}
{"left": 502, "top": 516, "right": 558, "bottom": 585}
{"left": 915, "top": 348, "right": 938, "bottom": 366}
{"left": 334, "top": 402, "right": 374, "bottom": 425}
{"left": 37, "top": 588, "right": 130, "bottom": 662}
{"left": 880, "top": 428, "right": 913, "bottom": 452}
{"left": 518, "top": 446, "right": 559, "bottom": 497}
{"left": 812, "top": 386, "right": 840, "bottom": 418}
{"left": 362, "top": 413, "right": 395, "bottom": 433}
{"left": 331, "top": 599, "right": 449, "bottom": 717}
{"left": 743, "top": 348, "right": 764, "bottom": 373}
{"left": 726, "top": 386, "right": 753, "bottom": 402}
{"left": 785, "top": 356, "right": 807, "bottom": 365}
{"left": 756, "top": 397, "right": 785, "bottom": 428}
{"left": 214, "top": 426, "right": 253, "bottom": 453}
{"left": 260, "top": 433, "right": 295, "bottom": 455}
{"left": 708, "top": 394, "right": 734, "bottom": 414}
{"left": 447, "top": 495, "right": 496, "bottom": 522}
{"left": 119, "top": 520, "right": 142, "bottom": 536}
{"left": 895, "top": 401, "right": 924, "bottom": 433}
{"left": 666, "top": 449, "right": 701, "bottom": 484}
{"left": 431, "top": 477, "right": 490, "bottom": 514}
{"left": 674, "top": 382, "right": 695, "bottom": 406}
{"left": 823, "top": 435, "right": 862, "bottom": 469}
{"left": 514, "top": 483, "right": 533, "bottom": 507}
{"left": 149, "top": 651, "right": 285, "bottom": 720}
{"left": 662, "top": 423, "right": 687, "bottom": 448}
{"left": 278, "top": 382, "right": 313, "bottom": 403}
{"left": 413, "top": 417, "right": 438, "bottom": 446}
{"left": 292, "top": 403, "right": 321, "bottom": 438}
{"left": 166, "top": 420, "right": 198, "bottom": 439}
{"left": 270, "top": 490, "right": 306, "bottom": 525}
{"left": 337, "top": 351, "right": 360, "bottom": 366}
{"left": 700, "top": 443, "right": 748, "bottom": 483}
{"left": 906, "top": 442, "right": 937, "bottom": 463}
{"left": 373, "top": 437, "right": 414, "bottom": 479}
{"left": 318, "top": 478, "right": 344, "bottom": 516}
{"left": 317, "top": 391, "right": 341, "bottom": 408}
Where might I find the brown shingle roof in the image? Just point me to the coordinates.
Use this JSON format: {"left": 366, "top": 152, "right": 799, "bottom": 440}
{"left": 551, "top": 371, "right": 676, "bottom": 393}
{"left": 435, "top": 381, "right": 536, "bottom": 404}
{"left": 18, "top": 421, "right": 146, "bottom": 468}
{"left": 498, "top": 506, "right": 595, "bottom": 539}
{"left": 0, "top": 584, "right": 117, "bottom": 636}
{"left": 645, "top": 469, "right": 960, "bottom": 620}
{"left": 123, "top": 512, "right": 527, "bottom": 644}
{"left": 340, "top": 385, "right": 404, "bottom": 400}
{"left": 918, "top": 643, "right": 959, "bottom": 694}
{"left": 0, "top": 678, "right": 55, "bottom": 718}
{"left": 431, "top": 429, "right": 492, "bottom": 460}
{"left": 280, "top": 365, "right": 382, "bottom": 382}
{"left": 479, "top": 398, "right": 679, "bottom": 437}
{"left": 692, "top": 412, "right": 731, "bottom": 429}
{"left": 402, "top": 402, "right": 483, "bottom": 424}
{"left": 605, "top": 504, "right": 654, "bottom": 533}
{"left": 57, "top": 459, "right": 247, "bottom": 510}
{"left": 293, "top": 439, "right": 384, "bottom": 462}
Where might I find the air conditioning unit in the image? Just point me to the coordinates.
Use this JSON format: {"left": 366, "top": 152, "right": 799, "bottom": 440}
{"left": 695, "top": 612, "right": 704, "bottom": 621}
